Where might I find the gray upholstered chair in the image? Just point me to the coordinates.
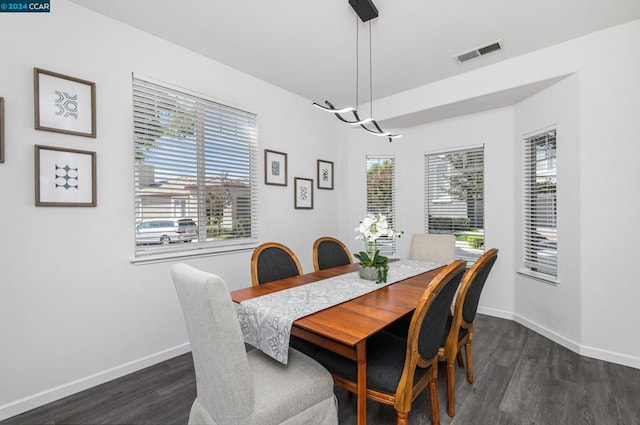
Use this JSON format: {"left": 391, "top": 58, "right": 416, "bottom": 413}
{"left": 408, "top": 233, "right": 456, "bottom": 263}
{"left": 312, "top": 236, "right": 353, "bottom": 271}
{"left": 171, "top": 263, "right": 338, "bottom": 425}
{"left": 250, "top": 242, "right": 303, "bottom": 286}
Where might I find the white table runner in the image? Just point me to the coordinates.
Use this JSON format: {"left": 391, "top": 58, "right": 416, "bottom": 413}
{"left": 235, "top": 260, "right": 443, "bottom": 364}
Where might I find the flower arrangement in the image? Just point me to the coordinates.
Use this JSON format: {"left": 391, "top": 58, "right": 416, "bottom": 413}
{"left": 354, "top": 213, "right": 403, "bottom": 283}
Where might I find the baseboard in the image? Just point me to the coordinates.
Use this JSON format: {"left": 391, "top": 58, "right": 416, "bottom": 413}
{"left": 512, "top": 313, "right": 582, "bottom": 353}
{"left": 478, "top": 308, "right": 640, "bottom": 370}
{"left": 513, "top": 314, "right": 640, "bottom": 370}
{"left": 579, "top": 343, "right": 640, "bottom": 370}
{"left": 0, "top": 343, "right": 191, "bottom": 421}
{"left": 477, "top": 306, "right": 514, "bottom": 320}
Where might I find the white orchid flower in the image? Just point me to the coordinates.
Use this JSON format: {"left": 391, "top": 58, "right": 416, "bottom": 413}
{"left": 353, "top": 213, "right": 403, "bottom": 283}
{"left": 355, "top": 213, "right": 402, "bottom": 244}
{"left": 354, "top": 213, "right": 403, "bottom": 276}
{"left": 367, "top": 225, "right": 382, "bottom": 241}
{"left": 356, "top": 215, "right": 375, "bottom": 240}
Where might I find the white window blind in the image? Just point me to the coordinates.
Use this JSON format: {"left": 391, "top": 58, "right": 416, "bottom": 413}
{"left": 366, "top": 156, "right": 396, "bottom": 256}
{"left": 523, "top": 129, "right": 557, "bottom": 279}
{"left": 425, "top": 146, "right": 484, "bottom": 263}
{"left": 133, "top": 75, "right": 258, "bottom": 259}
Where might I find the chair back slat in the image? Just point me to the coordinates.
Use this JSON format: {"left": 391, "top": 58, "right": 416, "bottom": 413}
{"left": 415, "top": 261, "right": 466, "bottom": 360}
{"left": 314, "top": 237, "right": 352, "bottom": 271}
{"left": 251, "top": 242, "right": 303, "bottom": 286}
{"left": 257, "top": 247, "right": 299, "bottom": 283}
{"left": 462, "top": 250, "right": 498, "bottom": 323}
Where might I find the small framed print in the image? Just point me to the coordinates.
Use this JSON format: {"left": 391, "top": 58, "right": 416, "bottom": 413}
{"left": 0, "top": 97, "right": 4, "bottom": 163}
{"left": 264, "top": 149, "right": 287, "bottom": 186}
{"left": 317, "top": 159, "right": 334, "bottom": 190}
{"left": 294, "top": 177, "right": 313, "bottom": 209}
{"left": 35, "top": 145, "right": 97, "bottom": 207}
{"left": 34, "top": 68, "right": 97, "bottom": 138}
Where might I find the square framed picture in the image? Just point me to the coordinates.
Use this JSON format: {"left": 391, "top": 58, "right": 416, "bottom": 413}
{"left": 294, "top": 177, "right": 313, "bottom": 209}
{"left": 264, "top": 149, "right": 287, "bottom": 186}
{"left": 35, "top": 145, "right": 97, "bottom": 207}
{"left": 34, "top": 68, "right": 97, "bottom": 138}
{"left": 317, "top": 159, "right": 334, "bottom": 190}
{"left": 0, "top": 97, "right": 4, "bottom": 163}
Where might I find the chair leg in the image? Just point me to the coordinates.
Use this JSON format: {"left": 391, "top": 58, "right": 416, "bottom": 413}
{"left": 396, "top": 411, "right": 409, "bottom": 425}
{"left": 428, "top": 378, "right": 440, "bottom": 425}
{"left": 456, "top": 350, "right": 464, "bottom": 367}
{"left": 446, "top": 359, "right": 455, "bottom": 417}
{"left": 465, "top": 341, "right": 474, "bottom": 384}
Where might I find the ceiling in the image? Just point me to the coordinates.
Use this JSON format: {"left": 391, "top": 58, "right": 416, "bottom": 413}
{"left": 69, "top": 0, "right": 640, "bottom": 125}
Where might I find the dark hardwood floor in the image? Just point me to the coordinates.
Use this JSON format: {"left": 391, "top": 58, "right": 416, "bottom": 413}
{"left": 3, "top": 315, "right": 640, "bottom": 425}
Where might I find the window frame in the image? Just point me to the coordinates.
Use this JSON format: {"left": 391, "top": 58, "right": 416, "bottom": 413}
{"left": 365, "top": 156, "right": 397, "bottom": 257}
{"left": 131, "top": 74, "right": 258, "bottom": 264}
{"left": 520, "top": 128, "right": 558, "bottom": 283}
{"left": 424, "top": 144, "right": 485, "bottom": 263}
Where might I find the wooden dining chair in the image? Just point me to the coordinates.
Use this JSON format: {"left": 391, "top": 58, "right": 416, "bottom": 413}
{"left": 408, "top": 233, "right": 456, "bottom": 264}
{"left": 307, "top": 260, "right": 467, "bottom": 425}
{"left": 312, "top": 236, "right": 353, "bottom": 271}
{"left": 250, "top": 242, "right": 303, "bottom": 286}
{"left": 440, "top": 248, "right": 499, "bottom": 417}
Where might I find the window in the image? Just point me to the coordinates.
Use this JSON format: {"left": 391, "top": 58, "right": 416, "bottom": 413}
{"left": 523, "top": 129, "right": 557, "bottom": 280}
{"left": 133, "top": 75, "right": 258, "bottom": 259}
{"left": 425, "top": 146, "right": 484, "bottom": 263}
{"left": 366, "top": 156, "right": 396, "bottom": 256}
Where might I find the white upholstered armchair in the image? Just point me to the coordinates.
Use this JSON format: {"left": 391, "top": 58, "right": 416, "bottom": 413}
{"left": 171, "top": 263, "right": 338, "bottom": 425}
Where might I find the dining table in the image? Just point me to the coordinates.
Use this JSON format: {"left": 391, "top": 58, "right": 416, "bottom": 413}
{"left": 230, "top": 261, "right": 444, "bottom": 425}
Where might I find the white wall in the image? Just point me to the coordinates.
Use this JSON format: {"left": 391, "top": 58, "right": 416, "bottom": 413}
{"left": 342, "top": 108, "right": 516, "bottom": 317}
{"left": 2, "top": 1, "right": 639, "bottom": 419}
{"left": 513, "top": 75, "right": 582, "bottom": 347}
{"left": 505, "top": 21, "right": 640, "bottom": 366}
{"left": 0, "top": 0, "right": 342, "bottom": 419}
{"left": 576, "top": 21, "right": 640, "bottom": 364}
{"left": 342, "top": 19, "right": 640, "bottom": 370}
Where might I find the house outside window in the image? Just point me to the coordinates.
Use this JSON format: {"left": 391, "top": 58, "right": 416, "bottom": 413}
{"left": 132, "top": 75, "right": 258, "bottom": 259}
{"left": 425, "top": 145, "right": 484, "bottom": 263}
{"left": 522, "top": 129, "right": 557, "bottom": 280}
{"left": 366, "top": 156, "right": 396, "bottom": 256}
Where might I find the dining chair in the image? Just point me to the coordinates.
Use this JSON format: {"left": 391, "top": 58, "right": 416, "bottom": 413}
{"left": 312, "top": 236, "right": 353, "bottom": 271}
{"left": 408, "top": 233, "right": 456, "bottom": 264}
{"left": 440, "top": 248, "right": 498, "bottom": 417}
{"left": 250, "top": 242, "right": 303, "bottom": 286}
{"left": 171, "top": 263, "right": 339, "bottom": 425}
{"left": 305, "top": 260, "right": 467, "bottom": 425}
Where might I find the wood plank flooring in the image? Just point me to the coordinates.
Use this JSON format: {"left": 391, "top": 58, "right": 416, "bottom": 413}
{"left": 3, "top": 315, "right": 640, "bottom": 425}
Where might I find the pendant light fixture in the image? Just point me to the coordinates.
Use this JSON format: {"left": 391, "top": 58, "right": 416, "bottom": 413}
{"left": 313, "top": 0, "right": 402, "bottom": 142}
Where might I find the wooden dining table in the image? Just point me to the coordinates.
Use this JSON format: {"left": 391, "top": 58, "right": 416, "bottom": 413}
{"left": 230, "top": 262, "right": 444, "bottom": 425}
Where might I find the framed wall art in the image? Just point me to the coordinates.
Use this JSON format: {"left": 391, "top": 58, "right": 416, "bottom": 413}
{"left": 264, "top": 149, "right": 287, "bottom": 186}
{"left": 294, "top": 177, "right": 313, "bottom": 209}
{"left": 34, "top": 67, "right": 97, "bottom": 138}
{"left": 317, "top": 159, "right": 334, "bottom": 190}
{"left": 0, "top": 97, "right": 4, "bottom": 163}
{"left": 35, "top": 145, "right": 97, "bottom": 207}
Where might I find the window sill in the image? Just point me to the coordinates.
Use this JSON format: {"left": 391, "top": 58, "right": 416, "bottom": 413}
{"left": 130, "top": 242, "right": 256, "bottom": 265}
{"left": 517, "top": 269, "right": 560, "bottom": 285}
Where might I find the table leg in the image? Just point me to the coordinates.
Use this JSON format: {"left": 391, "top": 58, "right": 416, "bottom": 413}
{"left": 356, "top": 340, "right": 367, "bottom": 425}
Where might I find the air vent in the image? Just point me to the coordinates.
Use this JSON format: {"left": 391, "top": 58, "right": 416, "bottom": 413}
{"left": 454, "top": 40, "right": 503, "bottom": 63}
